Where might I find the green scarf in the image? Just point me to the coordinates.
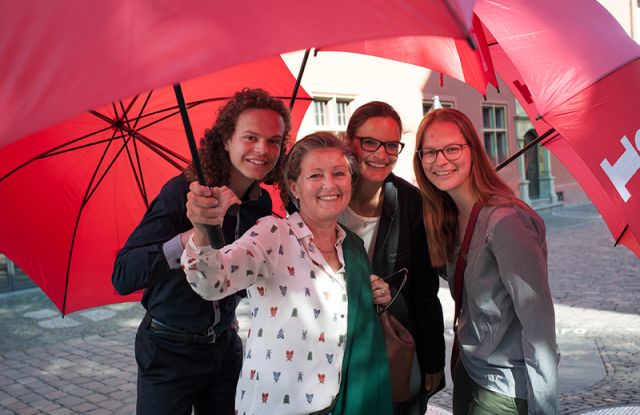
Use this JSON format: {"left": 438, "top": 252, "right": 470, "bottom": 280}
{"left": 332, "top": 227, "right": 393, "bottom": 415}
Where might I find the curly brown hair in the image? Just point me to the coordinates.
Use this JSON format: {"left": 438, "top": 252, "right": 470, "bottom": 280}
{"left": 184, "top": 88, "right": 291, "bottom": 186}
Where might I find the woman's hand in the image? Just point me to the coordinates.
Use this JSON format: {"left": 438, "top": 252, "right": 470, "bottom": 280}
{"left": 370, "top": 274, "right": 391, "bottom": 306}
{"left": 424, "top": 371, "right": 444, "bottom": 395}
{"left": 186, "top": 182, "right": 240, "bottom": 246}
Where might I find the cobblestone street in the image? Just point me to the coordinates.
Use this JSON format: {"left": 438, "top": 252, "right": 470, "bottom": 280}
{"left": 0, "top": 203, "right": 639, "bottom": 414}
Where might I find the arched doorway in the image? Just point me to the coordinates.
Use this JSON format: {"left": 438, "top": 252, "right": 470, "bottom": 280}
{"left": 524, "top": 129, "right": 540, "bottom": 200}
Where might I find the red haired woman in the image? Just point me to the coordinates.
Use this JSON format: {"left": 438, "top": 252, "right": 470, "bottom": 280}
{"left": 413, "top": 108, "right": 559, "bottom": 415}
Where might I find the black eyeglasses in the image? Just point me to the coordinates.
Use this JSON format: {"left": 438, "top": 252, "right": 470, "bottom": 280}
{"left": 354, "top": 136, "right": 405, "bottom": 156}
{"left": 376, "top": 268, "right": 408, "bottom": 314}
{"left": 416, "top": 143, "right": 469, "bottom": 164}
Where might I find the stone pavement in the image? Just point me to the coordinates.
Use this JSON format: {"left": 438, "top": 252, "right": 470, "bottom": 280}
{"left": 0, "top": 202, "right": 639, "bottom": 415}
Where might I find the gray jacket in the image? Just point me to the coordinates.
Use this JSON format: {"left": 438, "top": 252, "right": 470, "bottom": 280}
{"left": 447, "top": 202, "right": 559, "bottom": 415}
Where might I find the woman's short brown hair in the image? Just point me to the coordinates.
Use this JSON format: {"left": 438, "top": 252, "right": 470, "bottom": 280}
{"left": 281, "top": 131, "right": 359, "bottom": 212}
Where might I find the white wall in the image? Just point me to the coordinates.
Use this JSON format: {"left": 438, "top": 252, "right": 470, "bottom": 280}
{"left": 597, "top": 0, "right": 639, "bottom": 42}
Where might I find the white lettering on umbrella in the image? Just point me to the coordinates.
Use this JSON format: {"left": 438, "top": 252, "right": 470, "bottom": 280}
{"left": 600, "top": 129, "right": 640, "bottom": 202}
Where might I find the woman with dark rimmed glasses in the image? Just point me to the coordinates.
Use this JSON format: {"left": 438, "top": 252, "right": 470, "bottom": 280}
{"left": 341, "top": 101, "right": 446, "bottom": 415}
{"left": 413, "top": 108, "right": 559, "bottom": 415}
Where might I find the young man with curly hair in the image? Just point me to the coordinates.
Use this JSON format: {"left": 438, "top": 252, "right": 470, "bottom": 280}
{"left": 112, "top": 88, "right": 291, "bottom": 415}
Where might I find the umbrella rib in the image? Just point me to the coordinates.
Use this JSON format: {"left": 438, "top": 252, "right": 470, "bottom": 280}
{"left": 90, "top": 109, "right": 119, "bottom": 125}
{"left": 126, "top": 97, "right": 228, "bottom": 130}
{"left": 442, "top": 0, "right": 474, "bottom": 49}
{"left": 5, "top": 90, "right": 296, "bottom": 184}
{"left": 121, "top": 135, "right": 149, "bottom": 208}
{"left": 90, "top": 108, "right": 188, "bottom": 190}
{"left": 37, "top": 135, "right": 128, "bottom": 158}
{"left": 496, "top": 128, "right": 557, "bottom": 171}
{"left": 60, "top": 127, "right": 123, "bottom": 315}
{"left": 121, "top": 94, "right": 143, "bottom": 128}
{"left": 82, "top": 108, "right": 140, "bottom": 207}
{"left": 0, "top": 125, "right": 117, "bottom": 182}
{"left": 112, "top": 102, "right": 203, "bottom": 137}
{"left": 81, "top": 131, "right": 122, "bottom": 205}
{"left": 133, "top": 98, "right": 228, "bottom": 132}
{"left": 614, "top": 225, "right": 629, "bottom": 246}
{"left": 91, "top": 109, "right": 189, "bottom": 165}
{"left": 290, "top": 49, "right": 311, "bottom": 110}
{"left": 83, "top": 131, "right": 188, "bottom": 204}
{"left": 84, "top": 135, "right": 143, "bottom": 204}
{"left": 61, "top": 201, "right": 86, "bottom": 316}
{"left": 61, "top": 130, "right": 125, "bottom": 314}
{"left": 124, "top": 100, "right": 199, "bottom": 123}
{"left": 133, "top": 96, "right": 310, "bottom": 132}
{"left": 131, "top": 96, "right": 310, "bottom": 135}
{"left": 4, "top": 92, "right": 302, "bottom": 180}
{"left": 134, "top": 134, "right": 189, "bottom": 167}
{"left": 119, "top": 100, "right": 150, "bottom": 207}
{"left": 130, "top": 92, "right": 154, "bottom": 130}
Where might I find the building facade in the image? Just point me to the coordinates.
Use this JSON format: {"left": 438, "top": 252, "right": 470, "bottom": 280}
{"left": 286, "top": 0, "right": 639, "bottom": 207}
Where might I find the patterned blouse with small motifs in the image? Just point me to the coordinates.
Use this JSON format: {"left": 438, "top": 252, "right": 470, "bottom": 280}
{"left": 182, "top": 212, "right": 349, "bottom": 415}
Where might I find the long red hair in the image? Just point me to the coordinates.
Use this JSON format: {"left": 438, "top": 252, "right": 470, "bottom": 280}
{"left": 412, "top": 109, "right": 527, "bottom": 267}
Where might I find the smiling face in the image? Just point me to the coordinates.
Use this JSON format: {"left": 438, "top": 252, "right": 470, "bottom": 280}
{"left": 289, "top": 147, "right": 352, "bottom": 226}
{"left": 420, "top": 120, "right": 473, "bottom": 197}
{"left": 352, "top": 116, "right": 402, "bottom": 185}
{"left": 224, "top": 108, "right": 285, "bottom": 189}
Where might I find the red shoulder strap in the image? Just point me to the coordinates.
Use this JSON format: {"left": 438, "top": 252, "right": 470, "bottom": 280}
{"left": 453, "top": 201, "right": 484, "bottom": 317}
{"left": 450, "top": 201, "right": 483, "bottom": 380}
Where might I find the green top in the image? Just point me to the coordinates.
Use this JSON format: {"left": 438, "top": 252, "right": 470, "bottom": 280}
{"left": 332, "top": 226, "right": 393, "bottom": 415}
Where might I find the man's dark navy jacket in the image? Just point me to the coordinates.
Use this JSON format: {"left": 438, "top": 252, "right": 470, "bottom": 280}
{"left": 112, "top": 174, "right": 272, "bottom": 333}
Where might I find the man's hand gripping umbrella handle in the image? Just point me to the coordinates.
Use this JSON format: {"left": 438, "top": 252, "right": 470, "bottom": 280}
{"left": 173, "top": 83, "right": 239, "bottom": 249}
{"left": 208, "top": 202, "right": 240, "bottom": 249}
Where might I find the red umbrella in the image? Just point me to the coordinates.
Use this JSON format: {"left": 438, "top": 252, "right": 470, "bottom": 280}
{"left": 317, "top": 14, "right": 498, "bottom": 96}
{"left": 0, "top": 1, "right": 478, "bottom": 315}
{"left": 0, "top": 0, "right": 476, "bottom": 148}
{"left": 0, "top": 56, "right": 311, "bottom": 314}
{"left": 475, "top": 0, "right": 640, "bottom": 257}
{"left": 305, "top": 0, "right": 640, "bottom": 259}
{"left": 4, "top": 0, "right": 637, "bottom": 316}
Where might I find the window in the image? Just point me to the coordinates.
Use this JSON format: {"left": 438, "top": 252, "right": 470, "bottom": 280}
{"left": 312, "top": 96, "right": 354, "bottom": 132}
{"left": 313, "top": 99, "right": 329, "bottom": 127}
{"left": 0, "top": 254, "right": 34, "bottom": 293}
{"left": 482, "top": 104, "right": 508, "bottom": 164}
{"left": 423, "top": 97, "right": 454, "bottom": 114}
{"left": 336, "top": 99, "right": 350, "bottom": 128}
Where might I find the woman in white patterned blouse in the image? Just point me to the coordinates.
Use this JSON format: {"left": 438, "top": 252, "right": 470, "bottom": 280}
{"left": 181, "top": 132, "right": 394, "bottom": 415}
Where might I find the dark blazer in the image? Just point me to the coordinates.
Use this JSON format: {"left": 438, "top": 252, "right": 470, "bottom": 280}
{"left": 371, "top": 173, "right": 445, "bottom": 376}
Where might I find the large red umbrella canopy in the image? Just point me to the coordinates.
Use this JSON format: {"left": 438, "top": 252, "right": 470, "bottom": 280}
{"left": 0, "top": 0, "right": 476, "bottom": 148}
{"left": 476, "top": 0, "right": 640, "bottom": 257}
{"left": 0, "top": 56, "right": 311, "bottom": 314}
{"left": 0, "top": 0, "right": 478, "bottom": 314}
{"left": 2, "top": 0, "right": 639, "bottom": 316}
{"left": 318, "top": 15, "right": 497, "bottom": 95}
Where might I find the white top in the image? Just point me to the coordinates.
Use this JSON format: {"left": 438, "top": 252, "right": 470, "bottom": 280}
{"left": 338, "top": 206, "right": 380, "bottom": 262}
{"left": 182, "top": 213, "right": 349, "bottom": 415}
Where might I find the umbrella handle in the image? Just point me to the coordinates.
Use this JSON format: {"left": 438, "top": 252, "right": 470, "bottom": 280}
{"left": 208, "top": 203, "right": 240, "bottom": 249}
{"left": 207, "top": 226, "right": 226, "bottom": 250}
{"left": 173, "top": 83, "right": 236, "bottom": 249}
